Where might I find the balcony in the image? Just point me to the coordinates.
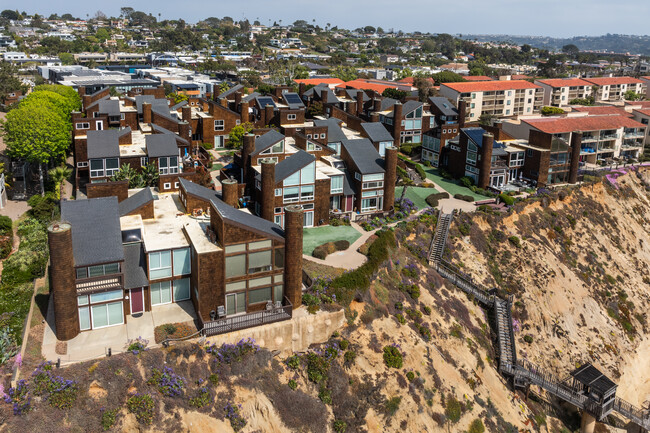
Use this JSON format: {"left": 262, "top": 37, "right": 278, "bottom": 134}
{"left": 580, "top": 146, "right": 596, "bottom": 154}
{"left": 582, "top": 135, "right": 598, "bottom": 142}
{"left": 600, "top": 134, "right": 618, "bottom": 141}
{"left": 202, "top": 297, "right": 293, "bottom": 337}
{"left": 624, "top": 131, "right": 645, "bottom": 139}
{"left": 76, "top": 274, "right": 124, "bottom": 294}
{"left": 622, "top": 140, "right": 643, "bottom": 149}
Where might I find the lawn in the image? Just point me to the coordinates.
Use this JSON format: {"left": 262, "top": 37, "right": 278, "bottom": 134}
{"left": 302, "top": 225, "right": 362, "bottom": 255}
{"left": 210, "top": 163, "right": 223, "bottom": 172}
{"left": 394, "top": 186, "right": 439, "bottom": 209}
{"left": 422, "top": 167, "right": 486, "bottom": 201}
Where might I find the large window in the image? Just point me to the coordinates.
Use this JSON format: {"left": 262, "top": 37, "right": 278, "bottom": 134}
{"left": 151, "top": 281, "right": 172, "bottom": 305}
{"left": 225, "top": 254, "right": 246, "bottom": 278}
{"left": 300, "top": 185, "right": 314, "bottom": 201}
{"left": 77, "top": 289, "right": 124, "bottom": 330}
{"left": 283, "top": 186, "right": 300, "bottom": 203}
{"left": 226, "top": 292, "right": 246, "bottom": 315}
{"left": 149, "top": 251, "right": 172, "bottom": 280}
{"left": 90, "top": 158, "right": 119, "bottom": 178}
{"left": 330, "top": 176, "right": 343, "bottom": 194}
{"left": 159, "top": 156, "right": 179, "bottom": 175}
{"left": 214, "top": 120, "right": 224, "bottom": 131}
{"left": 173, "top": 248, "right": 190, "bottom": 275}
{"left": 466, "top": 151, "right": 477, "bottom": 165}
{"left": 249, "top": 287, "right": 272, "bottom": 304}
{"left": 248, "top": 250, "right": 272, "bottom": 273}
{"left": 173, "top": 278, "right": 190, "bottom": 301}
{"left": 91, "top": 302, "right": 123, "bottom": 328}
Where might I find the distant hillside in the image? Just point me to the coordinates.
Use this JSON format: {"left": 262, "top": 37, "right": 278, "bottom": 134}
{"left": 460, "top": 33, "right": 650, "bottom": 55}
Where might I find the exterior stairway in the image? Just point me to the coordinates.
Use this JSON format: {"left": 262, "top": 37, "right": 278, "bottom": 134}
{"left": 428, "top": 210, "right": 454, "bottom": 265}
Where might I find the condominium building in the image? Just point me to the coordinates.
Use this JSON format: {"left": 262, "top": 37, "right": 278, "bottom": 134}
{"left": 439, "top": 80, "right": 544, "bottom": 122}
{"left": 582, "top": 77, "right": 647, "bottom": 103}
{"left": 534, "top": 78, "right": 593, "bottom": 107}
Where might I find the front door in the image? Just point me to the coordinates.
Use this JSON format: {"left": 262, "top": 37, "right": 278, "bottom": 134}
{"left": 130, "top": 287, "right": 144, "bottom": 314}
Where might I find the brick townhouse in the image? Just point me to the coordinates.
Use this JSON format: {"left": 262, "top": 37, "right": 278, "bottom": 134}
{"left": 421, "top": 97, "right": 466, "bottom": 167}
{"left": 47, "top": 179, "right": 303, "bottom": 341}
{"left": 443, "top": 126, "right": 582, "bottom": 189}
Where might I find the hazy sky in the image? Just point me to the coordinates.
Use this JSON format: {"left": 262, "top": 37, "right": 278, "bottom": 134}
{"left": 12, "top": 0, "right": 650, "bottom": 38}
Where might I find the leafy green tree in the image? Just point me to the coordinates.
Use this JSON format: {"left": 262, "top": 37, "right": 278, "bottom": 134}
{"left": 19, "top": 91, "right": 75, "bottom": 123}
{"left": 468, "top": 418, "right": 485, "bottom": 433}
{"left": 0, "top": 10, "right": 19, "bottom": 20}
{"left": 330, "top": 65, "right": 358, "bottom": 82}
{"left": 48, "top": 165, "right": 71, "bottom": 199}
{"left": 139, "top": 163, "right": 160, "bottom": 187}
{"left": 624, "top": 90, "right": 642, "bottom": 101}
{"left": 561, "top": 44, "right": 580, "bottom": 56}
{"left": 382, "top": 88, "right": 408, "bottom": 101}
{"left": 58, "top": 52, "right": 74, "bottom": 65}
{"left": 228, "top": 122, "right": 253, "bottom": 149}
{"left": 3, "top": 105, "right": 70, "bottom": 193}
{"left": 0, "top": 62, "right": 25, "bottom": 104}
{"left": 32, "top": 84, "right": 81, "bottom": 111}
{"left": 169, "top": 92, "right": 188, "bottom": 104}
{"left": 430, "top": 71, "right": 466, "bottom": 85}
{"left": 541, "top": 106, "right": 565, "bottom": 116}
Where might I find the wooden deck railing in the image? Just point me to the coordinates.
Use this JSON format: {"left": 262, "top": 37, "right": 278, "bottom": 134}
{"left": 202, "top": 297, "right": 293, "bottom": 337}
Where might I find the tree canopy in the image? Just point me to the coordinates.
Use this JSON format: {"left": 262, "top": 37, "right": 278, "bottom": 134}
{"left": 3, "top": 105, "right": 70, "bottom": 164}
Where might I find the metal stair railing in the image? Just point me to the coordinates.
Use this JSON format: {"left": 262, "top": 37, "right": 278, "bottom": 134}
{"left": 436, "top": 260, "right": 494, "bottom": 306}
{"left": 613, "top": 397, "right": 650, "bottom": 430}
{"left": 428, "top": 211, "right": 453, "bottom": 264}
{"left": 513, "top": 359, "right": 588, "bottom": 409}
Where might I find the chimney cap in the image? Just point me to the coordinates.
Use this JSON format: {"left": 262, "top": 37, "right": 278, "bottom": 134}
{"left": 222, "top": 178, "right": 237, "bottom": 185}
{"left": 48, "top": 221, "right": 71, "bottom": 233}
{"left": 285, "top": 204, "right": 303, "bottom": 213}
{"left": 261, "top": 158, "right": 276, "bottom": 165}
{"left": 482, "top": 132, "right": 494, "bottom": 138}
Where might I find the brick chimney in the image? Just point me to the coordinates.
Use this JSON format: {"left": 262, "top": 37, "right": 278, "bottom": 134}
{"left": 320, "top": 88, "right": 329, "bottom": 104}
{"left": 182, "top": 105, "right": 191, "bottom": 122}
{"left": 264, "top": 104, "right": 274, "bottom": 126}
{"left": 47, "top": 222, "right": 80, "bottom": 341}
{"left": 478, "top": 132, "right": 494, "bottom": 190}
{"left": 356, "top": 90, "right": 364, "bottom": 116}
{"left": 234, "top": 91, "right": 242, "bottom": 110}
{"left": 373, "top": 98, "right": 382, "bottom": 112}
{"left": 241, "top": 134, "right": 255, "bottom": 184}
{"left": 392, "top": 102, "right": 403, "bottom": 147}
{"left": 222, "top": 178, "right": 239, "bottom": 207}
{"left": 347, "top": 100, "right": 357, "bottom": 115}
{"left": 383, "top": 146, "right": 398, "bottom": 211}
{"left": 179, "top": 121, "right": 190, "bottom": 139}
{"left": 240, "top": 102, "right": 248, "bottom": 124}
{"left": 260, "top": 159, "right": 276, "bottom": 221}
{"left": 458, "top": 99, "right": 467, "bottom": 128}
{"left": 298, "top": 82, "right": 306, "bottom": 96}
{"left": 283, "top": 205, "right": 304, "bottom": 308}
{"left": 371, "top": 112, "right": 380, "bottom": 122}
{"left": 569, "top": 131, "right": 582, "bottom": 184}
{"left": 142, "top": 102, "right": 152, "bottom": 124}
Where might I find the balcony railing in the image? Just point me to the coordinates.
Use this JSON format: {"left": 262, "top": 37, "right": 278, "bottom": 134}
{"left": 202, "top": 297, "right": 293, "bottom": 337}
{"left": 600, "top": 134, "right": 618, "bottom": 140}
{"left": 625, "top": 132, "right": 645, "bottom": 139}
{"left": 76, "top": 274, "right": 124, "bottom": 294}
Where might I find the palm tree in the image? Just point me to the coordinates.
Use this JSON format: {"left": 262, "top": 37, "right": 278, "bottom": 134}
{"left": 48, "top": 165, "right": 72, "bottom": 200}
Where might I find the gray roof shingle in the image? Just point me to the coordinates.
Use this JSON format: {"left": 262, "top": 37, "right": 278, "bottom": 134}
{"left": 179, "top": 177, "right": 222, "bottom": 202}
{"left": 97, "top": 99, "right": 120, "bottom": 116}
{"left": 253, "top": 130, "right": 285, "bottom": 156}
{"left": 218, "top": 84, "right": 244, "bottom": 99}
{"left": 61, "top": 197, "right": 124, "bottom": 267}
{"left": 119, "top": 188, "right": 154, "bottom": 217}
{"left": 275, "top": 150, "right": 315, "bottom": 183}
{"left": 345, "top": 89, "right": 370, "bottom": 102}
{"left": 341, "top": 138, "right": 384, "bottom": 174}
{"left": 146, "top": 134, "right": 179, "bottom": 158}
{"left": 313, "top": 118, "right": 346, "bottom": 143}
{"left": 429, "top": 96, "right": 458, "bottom": 117}
{"left": 123, "top": 243, "right": 148, "bottom": 289}
{"left": 361, "top": 122, "right": 393, "bottom": 143}
{"left": 86, "top": 130, "right": 120, "bottom": 159}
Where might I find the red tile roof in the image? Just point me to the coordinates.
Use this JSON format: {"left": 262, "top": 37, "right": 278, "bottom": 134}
{"left": 625, "top": 100, "right": 650, "bottom": 109}
{"left": 633, "top": 109, "right": 650, "bottom": 117}
{"left": 441, "top": 80, "right": 541, "bottom": 93}
{"left": 463, "top": 76, "right": 493, "bottom": 81}
{"left": 572, "top": 106, "right": 631, "bottom": 117}
{"left": 294, "top": 78, "right": 344, "bottom": 86}
{"left": 524, "top": 115, "right": 645, "bottom": 134}
{"left": 336, "top": 79, "right": 412, "bottom": 94}
{"left": 582, "top": 77, "right": 644, "bottom": 86}
{"left": 510, "top": 74, "right": 530, "bottom": 80}
{"left": 536, "top": 78, "right": 592, "bottom": 88}
{"left": 398, "top": 76, "right": 434, "bottom": 85}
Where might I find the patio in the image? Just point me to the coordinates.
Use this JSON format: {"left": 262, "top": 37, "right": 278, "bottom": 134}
{"left": 42, "top": 299, "right": 198, "bottom": 364}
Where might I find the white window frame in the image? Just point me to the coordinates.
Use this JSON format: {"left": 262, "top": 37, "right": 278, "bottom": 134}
{"left": 75, "top": 122, "right": 90, "bottom": 130}
{"left": 140, "top": 156, "right": 149, "bottom": 166}
{"left": 287, "top": 114, "right": 296, "bottom": 120}
{"left": 214, "top": 119, "right": 225, "bottom": 131}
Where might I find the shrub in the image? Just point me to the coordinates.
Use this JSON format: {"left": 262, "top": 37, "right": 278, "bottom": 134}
{"left": 161, "top": 323, "right": 177, "bottom": 335}
{"left": 4, "top": 379, "right": 30, "bottom": 415}
{"left": 0, "top": 215, "right": 13, "bottom": 259}
{"left": 318, "top": 386, "right": 332, "bottom": 404}
{"left": 312, "top": 240, "right": 350, "bottom": 259}
{"left": 523, "top": 335, "right": 533, "bottom": 344}
{"left": 383, "top": 345, "right": 403, "bottom": 369}
{"left": 384, "top": 396, "right": 402, "bottom": 416}
{"left": 225, "top": 402, "right": 247, "bottom": 432}
{"left": 395, "top": 313, "right": 406, "bottom": 325}
{"left": 468, "top": 418, "right": 485, "bottom": 433}
{"left": 454, "top": 193, "right": 474, "bottom": 202}
{"left": 147, "top": 366, "right": 185, "bottom": 397}
{"left": 406, "top": 371, "right": 415, "bottom": 382}
{"left": 100, "top": 408, "right": 118, "bottom": 431}
{"left": 288, "top": 379, "right": 298, "bottom": 390}
{"left": 498, "top": 193, "right": 515, "bottom": 206}
{"left": 508, "top": 236, "right": 520, "bottom": 248}
{"left": 333, "top": 419, "right": 348, "bottom": 433}
{"left": 126, "top": 337, "right": 148, "bottom": 354}
{"left": 415, "top": 164, "right": 427, "bottom": 180}
{"left": 425, "top": 192, "right": 450, "bottom": 208}
{"left": 205, "top": 338, "right": 259, "bottom": 364}
{"left": 127, "top": 393, "right": 155, "bottom": 425}
{"left": 305, "top": 352, "right": 331, "bottom": 384}
{"left": 445, "top": 396, "right": 462, "bottom": 423}
{"left": 333, "top": 240, "right": 350, "bottom": 251}
{"left": 541, "top": 106, "right": 565, "bottom": 116}
{"left": 423, "top": 306, "right": 432, "bottom": 315}
{"left": 286, "top": 354, "right": 301, "bottom": 370}
{"left": 31, "top": 362, "right": 78, "bottom": 410}
{"left": 338, "top": 339, "right": 349, "bottom": 350}
{"left": 460, "top": 176, "right": 474, "bottom": 188}
{"left": 188, "top": 380, "right": 211, "bottom": 408}
{"left": 344, "top": 350, "right": 357, "bottom": 366}
{"left": 0, "top": 328, "right": 18, "bottom": 365}
{"left": 209, "top": 374, "right": 219, "bottom": 386}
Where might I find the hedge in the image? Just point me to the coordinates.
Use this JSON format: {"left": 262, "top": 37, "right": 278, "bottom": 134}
{"left": 312, "top": 240, "right": 351, "bottom": 260}
{"left": 498, "top": 193, "right": 515, "bottom": 206}
{"left": 453, "top": 193, "right": 474, "bottom": 202}
{"left": 330, "top": 229, "right": 396, "bottom": 305}
{"left": 0, "top": 216, "right": 13, "bottom": 259}
{"left": 425, "top": 192, "right": 450, "bottom": 208}
{"left": 415, "top": 164, "right": 427, "bottom": 181}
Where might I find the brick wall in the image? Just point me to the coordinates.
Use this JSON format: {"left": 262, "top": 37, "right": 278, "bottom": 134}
{"left": 86, "top": 181, "right": 129, "bottom": 202}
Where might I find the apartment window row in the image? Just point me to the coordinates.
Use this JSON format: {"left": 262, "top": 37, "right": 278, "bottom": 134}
{"left": 77, "top": 289, "right": 124, "bottom": 331}
{"left": 76, "top": 262, "right": 120, "bottom": 280}
{"left": 224, "top": 243, "right": 284, "bottom": 279}
{"left": 283, "top": 185, "right": 314, "bottom": 203}
{"left": 306, "top": 133, "right": 327, "bottom": 140}
{"left": 282, "top": 161, "right": 315, "bottom": 186}
{"left": 90, "top": 158, "right": 119, "bottom": 178}
{"left": 159, "top": 156, "right": 179, "bottom": 175}
{"left": 151, "top": 278, "right": 190, "bottom": 305}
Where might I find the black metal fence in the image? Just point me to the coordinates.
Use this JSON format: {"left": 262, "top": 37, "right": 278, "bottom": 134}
{"left": 202, "top": 297, "right": 293, "bottom": 337}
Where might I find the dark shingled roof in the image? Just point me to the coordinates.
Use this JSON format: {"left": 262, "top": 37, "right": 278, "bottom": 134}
{"left": 123, "top": 243, "right": 148, "bottom": 289}
{"left": 313, "top": 118, "right": 346, "bottom": 143}
{"left": 242, "top": 92, "right": 260, "bottom": 103}
{"left": 170, "top": 100, "right": 188, "bottom": 111}
{"left": 178, "top": 177, "right": 222, "bottom": 202}
{"left": 304, "top": 84, "right": 337, "bottom": 103}
{"left": 252, "top": 130, "right": 285, "bottom": 156}
{"left": 571, "top": 364, "right": 617, "bottom": 396}
{"left": 341, "top": 138, "right": 384, "bottom": 174}
{"left": 361, "top": 122, "right": 393, "bottom": 143}
{"left": 150, "top": 124, "right": 190, "bottom": 146}
{"left": 345, "top": 89, "right": 370, "bottom": 102}
{"left": 178, "top": 180, "right": 283, "bottom": 240}
{"left": 61, "top": 197, "right": 124, "bottom": 267}
{"left": 380, "top": 97, "right": 398, "bottom": 111}
{"left": 429, "top": 96, "right": 458, "bottom": 117}
{"left": 97, "top": 98, "right": 120, "bottom": 116}
{"left": 342, "top": 169, "right": 355, "bottom": 195}
{"left": 119, "top": 188, "right": 154, "bottom": 217}
{"left": 402, "top": 100, "right": 423, "bottom": 115}
{"left": 86, "top": 129, "right": 120, "bottom": 159}
{"left": 146, "top": 134, "right": 179, "bottom": 158}
{"left": 462, "top": 127, "right": 488, "bottom": 148}
{"left": 135, "top": 95, "right": 170, "bottom": 115}
{"left": 275, "top": 150, "right": 315, "bottom": 183}
{"left": 218, "top": 84, "right": 244, "bottom": 99}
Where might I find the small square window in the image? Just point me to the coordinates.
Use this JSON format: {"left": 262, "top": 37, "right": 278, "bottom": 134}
{"left": 174, "top": 182, "right": 179, "bottom": 188}
{"left": 164, "top": 182, "right": 171, "bottom": 190}
{"left": 320, "top": 133, "right": 326, "bottom": 139}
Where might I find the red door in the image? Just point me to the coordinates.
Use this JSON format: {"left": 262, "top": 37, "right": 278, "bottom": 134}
{"left": 130, "top": 288, "right": 144, "bottom": 314}
{"left": 346, "top": 196, "right": 354, "bottom": 212}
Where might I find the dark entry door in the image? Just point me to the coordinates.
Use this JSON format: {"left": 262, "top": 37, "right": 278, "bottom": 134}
{"left": 131, "top": 288, "right": 144, "bottom": 314}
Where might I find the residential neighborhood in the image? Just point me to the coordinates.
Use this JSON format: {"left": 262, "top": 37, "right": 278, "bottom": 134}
{"left": 2, "top": 6, "right": 650, "bottom": 433}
